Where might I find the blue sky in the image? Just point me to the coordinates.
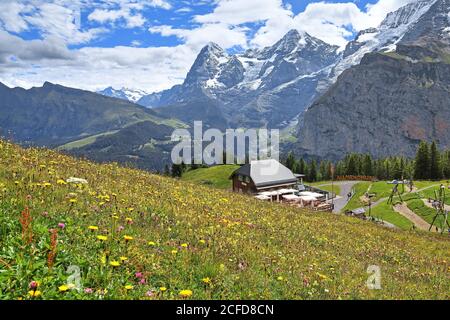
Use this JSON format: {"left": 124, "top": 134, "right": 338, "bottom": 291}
{"left": 0, "top": 0, "right": 415, "bottom": 92}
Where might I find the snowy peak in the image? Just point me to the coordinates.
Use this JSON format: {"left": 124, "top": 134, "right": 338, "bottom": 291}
{"left": 97, "top": 87, "right": 149, "bottom": 103}
{"left": 332, "top": 0, "right": 441, "bottom": 82}
{"left": 184, "top": 42, "right": 229, "bottom": 87}
{"left": 258, "top": 29, "right": 335, "bottom": 60}
{"left": 400, "top": 0, "right": 450, "bottom": 43}
{"left": 269, "top": 29, "right": 307, "bottom": 54}
{"left": 203, "top": 42, "right": 226, "bottom": 56}
{"left": 380, "top": 0, "right": 434, "bottom": 29}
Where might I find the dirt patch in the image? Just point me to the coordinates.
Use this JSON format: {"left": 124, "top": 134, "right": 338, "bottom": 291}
{"left": 393, "top": 203, "right": 438, "bottom": 232}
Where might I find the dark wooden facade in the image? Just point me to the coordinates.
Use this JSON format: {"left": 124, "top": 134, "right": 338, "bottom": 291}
{"left": 232, "top": 173, "right": 257, "bottom": 194}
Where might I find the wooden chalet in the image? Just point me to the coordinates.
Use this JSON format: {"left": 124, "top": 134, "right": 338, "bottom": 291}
{"left": 229, "top": 159, "right": 300, "bottom": 194}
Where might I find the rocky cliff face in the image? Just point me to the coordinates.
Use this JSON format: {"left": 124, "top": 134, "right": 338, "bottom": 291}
{"left": 295, "top": 0, "right": 450, "bottom": 160}
{"left": 297, "top": 51, "right": 450, "bottom": 159}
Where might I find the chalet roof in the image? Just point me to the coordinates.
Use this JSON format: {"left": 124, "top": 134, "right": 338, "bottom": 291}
{"left": 230, "top": 159, "right": 298, "bottom": 188}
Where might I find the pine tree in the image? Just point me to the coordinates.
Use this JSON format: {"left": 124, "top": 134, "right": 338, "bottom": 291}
{"left": 319, "top": 161, "right": 327, "bottom": 181}
{"left": 429, "top": 141, "right": 441, "bottom": 180}
{"left": 384, "top": 159, "right": 391, "bottom": 180}
{"left": 362, "top": 154, "right": 373, "bottom": 176}
{"left": 346, "top": 154, "right": 358, "bottom": 176}
{"left": 308, "top": 160, "right": 318, "bottom": 182}
{"left": 414, "top": 141, "right": 430, "bottom": 180}
{"left": 392, "top": 157, "right": 402, "bottom": 179}
{"left": 298, "top": 158, "right": 307, "bottom": 175}
{"left": 285, "top": 152, "right": 296, "bottom": 172}
{"left": 443, "top": 150, "right": 450, "bottom": 179}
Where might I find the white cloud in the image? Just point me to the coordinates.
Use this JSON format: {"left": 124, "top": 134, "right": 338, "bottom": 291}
{"left": 194, "top": 0, "right": 292, "bottom": 25}
{"left": 0, "top": 1, "right": 30, "bottom": 33}
{"left": 0, "top": 0, "right": 173, "bottom": 44}
{"left": 87, "top": 0, "right": 173, "bottom": 28}
{"left": 25, "top": 3, "right": 107, "bottom": 44}
{"left": 0, "top": 30, "right": 73, "bottom": 63}
{"left": 149, "top": 23, "right": 248, "bottom": 50}
{"left": 175, "top": 7, "right": 193, "bottom": 14}
{"left": 89, "top": 7, "right": 146, "bottom": 28}
{"left": 0, "top": 0, "right": 424, "bottom": 92}
{"left": 0, "top": 31, "right": 197, "bottom": 92}
{"left": 182, "top": 0, "right": 420, "bottom": 48}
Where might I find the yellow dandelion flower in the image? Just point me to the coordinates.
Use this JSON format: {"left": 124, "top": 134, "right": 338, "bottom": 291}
{"left": 202, "top": 277, "right": 211, "bottom": 284}
{"left": 57, "top": 179, "right": 67, "bottom": 185}
{"left": 120, "top": 256, "right": 128, "bottom": 262}
{"left": 110, "top": 261, "right": 121, "bottom": 267}
{"left": 124, "top": 285, "right": 133, "bottom": 290}
{"left": 179, "top": 290, "right": 193, "bottom": 298}
{"left": 123, "top": 235, "right": 133, "bottom": 241}
{"left": 199, "top": 239, "right": 206, "bottom": 244}
{"left": 277, "top": 276, "right": 284, "bottom": 281}
{"left": 97, "top": 235, "right": 108, "bottom": 241}
{"left": 159, "top": 287, "right": 167, "bottom": 292}
{"left": 148, "top": 241, "right": 156, "bottom": 246}
{"left": 28, "top": 290, "right": 42, "bottom": 298}
{"left": 59, "top": 285, "right": 70, "bottom": 292}
{"left": 69, "top": 198, "right": 77, "bottom": 204}
{"left": 181, "top": 243, "right": 188, "bottom": 248}
{"left": 171, "top": 249, "right": 178, "bottom": 255}
{"left": 88, "top": 226, "right": 99, "bottom": 231}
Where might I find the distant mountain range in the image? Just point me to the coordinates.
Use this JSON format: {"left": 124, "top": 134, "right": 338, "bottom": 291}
{"left": 97, "top": 87, "right": 149, "bottom": 103}
{"left": 0, "top": 81, "right": 183, "bottom": 171}
{"left": 1, "top": 0, "right": 449, "bottom": 169}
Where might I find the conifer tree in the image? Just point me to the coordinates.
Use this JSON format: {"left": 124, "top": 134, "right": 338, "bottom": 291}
{"left": 429, "top": 141, "right": 441, "bottom": 180}
{"left": 308, "top": 160, "right": 318, "bottom": 182}
{"left": 362, "top": 154, "right": 373, "bottom": 176}
{"left": 414, "top": 141, "right": 430, "bottom": 180}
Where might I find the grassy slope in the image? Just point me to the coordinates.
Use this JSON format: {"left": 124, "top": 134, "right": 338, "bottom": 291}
{"left": 342, "top": 182, "right": 372, "bottom": 211}
{"left": 181, "top": 165, "right": 239, "bottom": 190}
{"left": 57, "top": 131, "right": 119, "bottom": 151}
{"left": 0, "top": 141, "right": 449, "bottom": 300}
{"left": 315, "top": 184, "right": 341, "bottom": 196}
{"left": 308, "top": 182, "right": 341, "bottom": 196}
{"left": 370, "top": 203, "right": 414, "bottom": 231}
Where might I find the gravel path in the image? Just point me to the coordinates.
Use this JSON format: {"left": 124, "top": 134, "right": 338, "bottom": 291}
{"left": 393, "top": 203, "right": 436, "bottom": 231}
{"left": 316, "top": 181, "right": 359, "bottom": 213}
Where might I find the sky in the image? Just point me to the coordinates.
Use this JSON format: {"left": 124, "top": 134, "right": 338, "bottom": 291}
{"left": 0, "top": 0, "right": 418, "bottom": 93}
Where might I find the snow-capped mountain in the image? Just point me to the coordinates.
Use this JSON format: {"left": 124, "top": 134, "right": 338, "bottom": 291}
{"left": 137, "top": 0, "right": 447, "bottom": 136}
{"left": 97, "top": 87, "right": 149, "bottom": 103}
{"left": 327, "top": 0, "right": 442, "bottom": 84}
{"left": 139, "top": 29, "right": 339, "bottom": 128}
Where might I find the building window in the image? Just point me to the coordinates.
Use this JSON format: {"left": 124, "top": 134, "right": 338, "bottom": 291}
{"left": 244, "top": 176, "right": 250, "bottom": 183}
{"left": 238, "top": 175, "right": 243, "bottom": 182}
